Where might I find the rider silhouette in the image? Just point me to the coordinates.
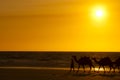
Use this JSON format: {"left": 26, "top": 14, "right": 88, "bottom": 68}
{"left": 70, "top": 57, "right": 75, "bottom": 72}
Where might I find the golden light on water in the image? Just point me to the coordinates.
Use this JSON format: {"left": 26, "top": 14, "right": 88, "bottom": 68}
{"left": 95, "top": 68, "right": 104, "bottom": 71}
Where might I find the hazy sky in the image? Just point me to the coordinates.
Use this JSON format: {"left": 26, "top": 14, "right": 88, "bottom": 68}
{"left": 0, "top": 0, "right": 120, "bottom": 51}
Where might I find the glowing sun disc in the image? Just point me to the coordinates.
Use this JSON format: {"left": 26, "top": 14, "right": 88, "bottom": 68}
{"left": 90, "top": 6, "right": 106, "bottom": 20}
{"left": 96, "top": 10, "right": 103, "bottom": 17}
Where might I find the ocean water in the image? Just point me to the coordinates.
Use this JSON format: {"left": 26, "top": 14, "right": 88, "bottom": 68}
{"left": 0, "top": 52, "right": 119, "bottom": 68}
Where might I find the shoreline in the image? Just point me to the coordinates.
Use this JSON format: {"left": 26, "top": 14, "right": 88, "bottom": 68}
{"left": 0, "top": 66, "right": 118, "bottom": 72}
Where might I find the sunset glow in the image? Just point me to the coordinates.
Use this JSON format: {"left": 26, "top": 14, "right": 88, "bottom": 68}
{"left": 0, "top": 0, "right": 120, "bottom": 51}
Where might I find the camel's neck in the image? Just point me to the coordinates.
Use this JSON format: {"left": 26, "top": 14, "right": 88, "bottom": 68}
{"left": 73, "top": 57, "right": 79, "bottom": 63}
{"left": 93, "top": 58, "right": 99, "bottom": 64}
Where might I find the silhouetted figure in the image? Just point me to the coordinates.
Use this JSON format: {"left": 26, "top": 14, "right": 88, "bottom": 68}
{"left": 72, "top": 56, "right": 95, "bottom": 73}
{"left": 113, "top": 57, "right": 120, "bottom": 73}
{"left": 92, "top": 57, "right": 114, "bottom": 73}
{"left": 70, "top": 58, "right": 74, "bottom": 72}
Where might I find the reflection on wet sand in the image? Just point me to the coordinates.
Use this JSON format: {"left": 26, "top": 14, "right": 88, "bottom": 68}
{"left": 0, "top": 67, "right": 118, "bottom": 72}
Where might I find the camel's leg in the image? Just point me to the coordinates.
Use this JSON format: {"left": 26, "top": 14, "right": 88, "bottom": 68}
{"left": 70, "top": 66, "right": 72, "bottom": 72}
{"left": 92, "top": 65, "right": 95, "bottom": 72}
{"left": 118, "top": 66, "right": 120, "bottom": 73}
{"left": 89, "top": 65, "right": 94, "bottom": 72}
{"left": 109, "top": 66, "right": 111, "bottom": 73}
{"left": 88, "top": 65, "right": 91, "bottom": 73}
{"left": 73, "top": 67, "right": 75, "bottom": 72}
{"left": 70, "top": 68, "right": 74, "bottom": 72}
{"left": 77, "top": 65, "right": 80, "bottom": 73}
{"left": 83, "top": 65, "right": 85, "bottom": 72}
{"left": 98, "top": 65, "right": 101, "bottom": 72}
{"left": 103, "top": 66, "right": 106, "bottom": 73}
{"left": 108, "top": 65, "right": 113, "bottom": 73}
{"left": 110, "top": 65, "right": 114, "bottom": 73}
{"left": 112, "top": 65, "right": 115, "bottom": 73}
{"left": 113, "top": 66, "right": 116, "bottom": 73}
{"left": 70, "top": 67, "right": 74, "bottom": 72}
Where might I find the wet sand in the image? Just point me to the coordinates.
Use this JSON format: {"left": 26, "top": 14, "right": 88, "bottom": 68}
{"left": 0, "top": 67, "right": 119, "bottom": 80}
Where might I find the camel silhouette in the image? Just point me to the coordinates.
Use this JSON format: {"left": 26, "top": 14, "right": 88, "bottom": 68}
{"left": 72, "top": 56, "right": 95, "bottom": 72}
{"left": 92, "top": 57, "right": 114, "bottom": 73}
{"left": 113, "top": 57, "right": 120, "bottom": 72}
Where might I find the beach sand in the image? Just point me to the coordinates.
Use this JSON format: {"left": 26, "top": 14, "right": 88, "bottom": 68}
{"left": 0, "top": 67, "right": 120, "bottom": 80}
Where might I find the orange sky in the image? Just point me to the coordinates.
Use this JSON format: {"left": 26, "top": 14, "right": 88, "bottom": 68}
{"left": 0, "top": 0, "right": 120, "bottom": 51}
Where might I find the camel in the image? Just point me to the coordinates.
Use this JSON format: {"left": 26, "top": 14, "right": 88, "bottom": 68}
{"left": 72, "top": 56, "right": 95, "bottom": 72}
{"left": 113, "top": 57, "right": 120, "bottom": 72}
{"left": 92, "top": 57, "right": 114, "bottom": 73}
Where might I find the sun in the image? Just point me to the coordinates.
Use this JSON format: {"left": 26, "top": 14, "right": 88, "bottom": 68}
{"left": 96, "top": 10, "right": 103, "bottom": 17}
{"left": 94, "top": 8, "right": 104, "bottom": 19}
{"left": 90, "top": 5, "right": 106, "bottom": 21}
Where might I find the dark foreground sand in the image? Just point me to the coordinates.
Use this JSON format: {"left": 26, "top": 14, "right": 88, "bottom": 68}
{"left": 0, "top": 68, "right": 120, "bottom": 80}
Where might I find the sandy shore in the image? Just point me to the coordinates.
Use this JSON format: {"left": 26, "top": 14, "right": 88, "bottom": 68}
{"left": 0, "top": 67, "right": 119, "bottom": 80}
